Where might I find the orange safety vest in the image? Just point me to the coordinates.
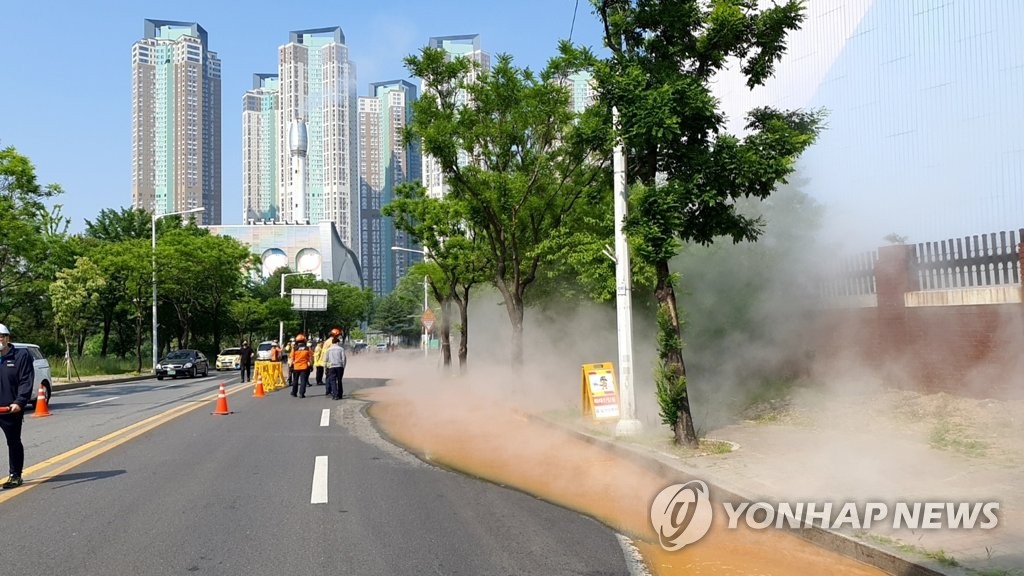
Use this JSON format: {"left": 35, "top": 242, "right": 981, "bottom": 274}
{"left": 291, "top": 348, "right": 312, "bottom": 371}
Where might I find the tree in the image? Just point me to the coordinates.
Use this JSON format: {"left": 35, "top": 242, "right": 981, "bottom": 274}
{"left": 403, "top": 47, "right": 606, "bottom": 365}
{"left": 384, "top": 183, "right": 489, "bottom": 369}
{"left": 49, "top": 257, "right": 106, "bottom": 356}
{"left": 372, "top": 293, "right": 417, "bottom": 339}
{"left": 584, "top": 0, "right": 825, "bottom": 446}
{"left": 0, "top": 146, "right": 65, "bottom": 338}
{"left": 84, "top": 207, "right": 152, "bottom": 242}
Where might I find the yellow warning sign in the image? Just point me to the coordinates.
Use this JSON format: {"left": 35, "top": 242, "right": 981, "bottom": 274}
{"left": 581, "top": 362, "right": 620, "bottom": 420}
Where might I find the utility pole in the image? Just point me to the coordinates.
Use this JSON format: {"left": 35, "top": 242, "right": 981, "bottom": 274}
{"left": 613, "top": 107, "right": 642, "bottom": 436}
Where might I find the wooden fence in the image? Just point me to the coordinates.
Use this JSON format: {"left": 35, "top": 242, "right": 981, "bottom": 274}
{"left": 820, "top": 228, "right": 1023, "bottom": 297}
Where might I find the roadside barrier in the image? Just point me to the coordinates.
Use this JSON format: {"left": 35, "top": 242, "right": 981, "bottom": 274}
{"left": 254, "top": 361, "right": 285, "bottom": 392}
{"left": 31, "top": 383, "right": 51, "bottom": 418}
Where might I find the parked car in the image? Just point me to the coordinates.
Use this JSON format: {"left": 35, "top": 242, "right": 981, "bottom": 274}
{"left": 155, "top": 349, "right": 209, "bottom": 380}
{"left": 255, "top": 341, "right": 275, "bottom": 361}
{"left": 216, "top": 347, "right": 242, "bottom": 371}
{"left": 12, "top": 343, "right": 52, "bottom": 402}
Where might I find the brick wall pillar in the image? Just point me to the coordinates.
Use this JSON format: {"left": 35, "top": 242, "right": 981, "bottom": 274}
{"left": 875, "top": 244, "right": 918, "bottom": 387}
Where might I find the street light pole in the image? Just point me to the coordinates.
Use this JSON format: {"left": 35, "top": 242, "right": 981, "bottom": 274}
{"left": 612, "top": 107, "right": 642, "bottom": 436}
{"left": 152, "top": 206, "right": 205, "bottom": 372}
{"left": 279, "top": 272, "right": 315, "bottom": 344}
{"left": 391, "top": 246, "right": 429, "bottom": 356}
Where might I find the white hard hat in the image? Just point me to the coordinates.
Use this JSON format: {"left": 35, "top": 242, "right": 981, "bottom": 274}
{"left": 0, "top": 324, "right": 9, "bottom": 335}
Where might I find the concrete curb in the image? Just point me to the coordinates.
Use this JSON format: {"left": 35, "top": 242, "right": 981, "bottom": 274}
{"left": 51, "top": 374, "right": 154, "bottom": 393}
{"left": 525, "top": 413, "right": 950, "bottom": 576}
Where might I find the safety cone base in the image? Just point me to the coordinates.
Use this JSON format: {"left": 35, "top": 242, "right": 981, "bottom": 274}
{"left": 253, "top": 376, "right": 266, "bottom": 398}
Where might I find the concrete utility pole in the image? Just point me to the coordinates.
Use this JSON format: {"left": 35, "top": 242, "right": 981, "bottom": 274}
{"left": 612, "top": 107, "right": 642, "bottom": 437}
{"left": 152, "top": 207, "right": 204, "bottom": 371}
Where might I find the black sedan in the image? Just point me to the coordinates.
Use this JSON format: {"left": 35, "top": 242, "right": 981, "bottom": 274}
{"left": 155, "top": 349, "right": 210, "bottom": 380}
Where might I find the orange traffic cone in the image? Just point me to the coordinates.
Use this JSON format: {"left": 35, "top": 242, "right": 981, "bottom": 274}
{"left": 32, "top": 383, "right": 51, "bottom": 418}
{"left": 253, "top": 373, "right": 265, "bottom": 398}
{"left": 212, "top": 381, "right": 232, "bottom": 415}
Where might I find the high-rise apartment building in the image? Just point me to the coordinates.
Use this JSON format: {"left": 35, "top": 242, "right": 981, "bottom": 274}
{"left": 421, "top": 34, "right": 490, "bottom": 199}
{"left": 132, "top": 19, "right": 221, "bottom": 223}
{"left": 276, "top": 27, "right": 359, "bottom": 254}
{"left": 358, "top": 81, "right": 421, "bottom": 295}
{"left": 242, "top": 74, "right": 280, "bottom": 221}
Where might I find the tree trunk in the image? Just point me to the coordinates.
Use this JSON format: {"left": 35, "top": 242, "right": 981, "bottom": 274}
{"left": 655, "top": 260, "right": 698, "bottom": 447}
{"left": 440, "top": 297, "right": 453, "bottom": 368}
{"left": 135, "top": 311, "right": 143, "bottom": 373}
{"left": 507, "top": 294, "right": 524, "bottom": 366}
{"left": 101, "top": 312, "right": 112, "bottom": 357}
{"left": 212, "top": 302, "right": 222, "bottom": 355}
{"left": 457, "top": 286, "right": 470, "bottom": 372}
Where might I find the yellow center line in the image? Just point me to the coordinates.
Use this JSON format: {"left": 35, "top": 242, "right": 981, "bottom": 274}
{"left": 0, "top": 381, "right": 252, "bottom": 504}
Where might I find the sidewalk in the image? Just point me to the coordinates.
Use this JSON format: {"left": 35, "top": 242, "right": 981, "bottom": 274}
{"left": 559, "top": 384, "right": 1024, "bottom": 576}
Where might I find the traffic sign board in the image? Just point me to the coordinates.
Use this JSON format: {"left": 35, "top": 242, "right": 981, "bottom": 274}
{"left": 423, "top": 320, "right": 434, "bottom": 332}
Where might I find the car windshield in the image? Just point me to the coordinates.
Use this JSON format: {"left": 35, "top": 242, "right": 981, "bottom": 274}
{"left": 257, "top": 343, "right": 273, "bottom": 350}
{"left": 220, "top": 348, "right": 241, "bottom": 355}
{"left": 165, "top": 351, "right": 193, "bottom": 360}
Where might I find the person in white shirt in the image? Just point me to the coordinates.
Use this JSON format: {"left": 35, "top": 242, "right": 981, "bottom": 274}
{"left": 325, "top": 337, "right": 347, "bottom": 400}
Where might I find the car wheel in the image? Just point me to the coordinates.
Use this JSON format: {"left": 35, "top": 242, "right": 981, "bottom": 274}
{"left": 43, "top": 381, "right": 51, "bottom": 403}
{"left": 203, "top": 366, "right": 209, "bottom": 377}
{"left": 157, "top": 376, "right": 164, "bottom": 381}
{"left": 189, "top": 367, "right": 197, "bottom": 378}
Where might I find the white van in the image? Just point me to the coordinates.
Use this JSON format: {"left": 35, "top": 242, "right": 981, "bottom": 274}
{"left": 12, "top": 343, "right": 52, "bottom": 402}
{"left": 255, "top": 341, "right": 276, "bottom": 361}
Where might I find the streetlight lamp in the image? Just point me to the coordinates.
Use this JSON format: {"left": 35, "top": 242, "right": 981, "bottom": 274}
{"left": 391, "top": 246, "right": 429, "bottom": 356}
{"left": 152, "top": 206, "right": 205, "bottom": 372}
{"left": 280, "top": 271, "right": 316, "bottom": 345}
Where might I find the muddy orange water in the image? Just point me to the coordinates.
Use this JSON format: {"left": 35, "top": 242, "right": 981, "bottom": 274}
{"left": 362, "top": 380, "right": 885, "bottom": 576}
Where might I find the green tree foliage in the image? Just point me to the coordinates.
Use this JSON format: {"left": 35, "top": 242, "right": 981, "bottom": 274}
{"left": 84, "top": 207, "right": 152, "bottom": 242}
{"left": 0, "top": 145, "right": 67, "bottom": 343}
{"left": 372, "top": 292, "right": 417, "bottom": 338}
{"left": 49, "top": 256, "right": 106, "bottom": 355}
{"left": 403, "top": 47, "right": 605, "bottom": 365}
{"left": 384, "top": 182, "right": 489, "bottom": 369}
{"left": 582, "top": 0, "right": 825, "bottom": 446}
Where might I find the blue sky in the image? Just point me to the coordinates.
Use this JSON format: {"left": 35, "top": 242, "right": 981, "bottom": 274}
{"left": 0, "top": 0, "right": 606, "bottom": 232}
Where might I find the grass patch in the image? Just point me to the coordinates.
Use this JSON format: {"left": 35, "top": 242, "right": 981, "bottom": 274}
{"left": 929, "top": 420, "right": 990, "bottom": 458}
{"left": 860, "top": 533, "right": 960, "bottom": 567}
{"left": 860, "top": 532, "right": 962, "bottom": 565}
{"left": 48, "top": 355, "right": 142, "bottom": 378}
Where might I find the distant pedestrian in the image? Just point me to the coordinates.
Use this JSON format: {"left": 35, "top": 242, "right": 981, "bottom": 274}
{"left": 0, "top": 323, "right": 34, "bottom": 489}
{"left": 289, "top": 334, "right": 312, "bottom": 398}
{"left": 325, "top": 337, "right": 347, "bottom": 400}
{"left": 238, "top": 340, "right": 253, "bottom": 383}
{"left": 313, "top": 339, "right": 326, "bottom": 387}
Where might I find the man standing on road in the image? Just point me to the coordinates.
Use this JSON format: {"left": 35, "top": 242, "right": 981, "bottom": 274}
{"left": 289, "top": 334, "right": 312, "bottom": 398}
{"left": 239, "top": 340, "right": 253, "bottom": 383}
{"left": 313, "top": 339, "right": 326, "bottom": 387}
{"left": 325, "top": 337, "right": 346, "bottom": 400}
{"left": 0, "top": 323, "right": 34, "bottom": 489}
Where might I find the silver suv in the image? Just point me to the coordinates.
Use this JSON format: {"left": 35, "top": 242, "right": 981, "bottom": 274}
{"left": 12, "top": 343, "right": 52, "bottom": 402}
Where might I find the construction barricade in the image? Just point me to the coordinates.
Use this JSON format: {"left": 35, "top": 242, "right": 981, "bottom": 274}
{"left": 254, "top": 360, "right": 286, "bottom": 392}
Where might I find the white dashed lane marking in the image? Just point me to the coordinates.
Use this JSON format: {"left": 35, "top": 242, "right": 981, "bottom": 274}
{"left": 311, "top": 456, "right": 329, "bottom": 504}
{"left": 320, "top": 408, "right": 330, "bottom": 427}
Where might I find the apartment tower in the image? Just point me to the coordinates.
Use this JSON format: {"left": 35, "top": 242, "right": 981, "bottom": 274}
{"left": 276, "top": 27, "right": 359, "bottom": 254}
{"left": 242, "top": 74, "right": 280, "bottom": 221}
{"left": 357, "top": 81, "right": 421, "bottom": 295}
{"left": 131, "top": 19, "right": 221, "bottom": 223}
{"left": 421, "top": 34, "right": 490, "bottom": 199}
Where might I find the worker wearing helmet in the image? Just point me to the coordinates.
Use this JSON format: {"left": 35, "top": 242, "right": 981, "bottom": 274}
{"left": 289, "top": 333, "right": 313, "bottom": 398}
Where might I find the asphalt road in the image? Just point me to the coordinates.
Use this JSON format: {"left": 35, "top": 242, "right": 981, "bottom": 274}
{"left": 0, "top": 373, "right": 635, "bottom": 575}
